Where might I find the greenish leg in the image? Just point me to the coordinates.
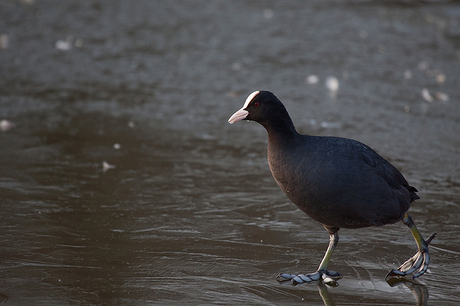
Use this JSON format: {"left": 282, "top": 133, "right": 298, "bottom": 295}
{"left": 317, "top": 232, "right": 339, "bottom": 272}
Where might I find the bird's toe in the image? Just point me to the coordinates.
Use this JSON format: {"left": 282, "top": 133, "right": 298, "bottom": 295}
{"left": 277, "top": 270, "right": 342, "bottom": 286}
{"left": 276, "top": 273, "right": 297, "bottom": 282}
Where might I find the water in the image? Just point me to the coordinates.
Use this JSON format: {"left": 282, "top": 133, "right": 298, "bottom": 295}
{"left": 1, "top": 0, "right": 459, "bottom": 305}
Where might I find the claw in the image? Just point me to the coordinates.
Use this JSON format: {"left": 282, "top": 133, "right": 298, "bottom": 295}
{"left": 425, "top": 233, "right": 436, "bottom": 245}
{"left": 276, "top": 273, "right": 298, "bottom": 282}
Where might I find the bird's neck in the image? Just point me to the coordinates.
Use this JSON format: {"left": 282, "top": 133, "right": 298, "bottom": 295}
{"left": 264, "top": 114, "right": 300, "bottom": 145}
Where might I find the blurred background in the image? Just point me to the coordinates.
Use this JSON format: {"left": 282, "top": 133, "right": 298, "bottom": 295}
{"left": 0, "top": 0, "right": 459, "bottom": 305}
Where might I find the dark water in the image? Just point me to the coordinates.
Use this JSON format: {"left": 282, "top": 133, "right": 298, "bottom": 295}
{"left": 1, "top": 0, "right": 460, "bottom": 305}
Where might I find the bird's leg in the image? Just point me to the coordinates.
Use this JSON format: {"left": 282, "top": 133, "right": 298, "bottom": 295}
{"left": 277, "top": 231, "right": 343, "bottom": 286}
{"left": 386, "top": 213, "right": 436, "bottom": 279}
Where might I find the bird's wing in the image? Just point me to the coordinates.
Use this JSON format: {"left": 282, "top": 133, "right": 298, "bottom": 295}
{"left": 355, "top": 142, "right": 419, "bottom": 203}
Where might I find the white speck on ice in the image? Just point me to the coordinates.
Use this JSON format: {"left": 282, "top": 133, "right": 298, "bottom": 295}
{"left": 102, "top": 161, "right": 116, "bottom": 172}
{"left": 306, "top": 75, "right": 319, "bottom": 84}
{"left": 0, "top": 119, "right": 14, "bottom": 132}
{"left": 435, "top": 92, "right": 449, "bottom": 102}
{"left": 421, "top": 88, "right": 434, "bottom": 103}
{"left": 325, "top": 76, "right": 339, "bottom": 92}
{"left": 436, "top": 74, "right": 446, "bottom": 83}
{"left": 56, "top": 36, "right": 73, "bottom": 51}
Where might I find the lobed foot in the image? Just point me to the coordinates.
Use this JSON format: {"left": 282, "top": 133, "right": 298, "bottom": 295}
{"left": 386, "top": 233, "right": 436, "bottom": 279}
{"left": 276, "top": 270, "right": 343, "bottom": 286}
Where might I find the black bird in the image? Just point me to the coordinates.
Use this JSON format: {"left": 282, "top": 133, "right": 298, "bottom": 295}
{"left": 228, "top": 91, "right": 435, "bottom": 285}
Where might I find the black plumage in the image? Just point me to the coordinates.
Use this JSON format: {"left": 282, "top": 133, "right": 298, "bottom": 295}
{"left": 228, "top": 90, "right": 434, "bottom": 285}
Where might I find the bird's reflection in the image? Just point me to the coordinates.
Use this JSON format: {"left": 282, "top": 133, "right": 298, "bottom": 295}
{"left": 387, "top": 277, "right": 429, "bottom": 306}
{"left": 316, "top": 282, "right": 336, "bottom": 306}
{"left": 284, "top": 278, "right": 429, "bottom": 306}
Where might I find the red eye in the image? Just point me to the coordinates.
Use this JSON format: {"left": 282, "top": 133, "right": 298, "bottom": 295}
{"left": 254, "top": 102, "right": 260, "bottom": 107}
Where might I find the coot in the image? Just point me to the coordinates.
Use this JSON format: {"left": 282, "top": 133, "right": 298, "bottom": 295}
{"left": 228, "top": 91, "right": 435, "bottom": 285}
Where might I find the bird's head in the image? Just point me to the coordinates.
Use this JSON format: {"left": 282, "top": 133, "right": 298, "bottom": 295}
{"left": 228, "top": 91, "right": 287, "bottom": 127}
